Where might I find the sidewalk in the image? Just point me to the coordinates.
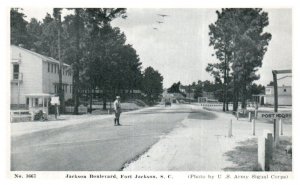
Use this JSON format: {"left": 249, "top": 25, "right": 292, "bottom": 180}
{"left": 124, "top": 105, "right": 292, "bottom": 171}
{"left": 11, "top": 106, "right": 158, "bottom": 137}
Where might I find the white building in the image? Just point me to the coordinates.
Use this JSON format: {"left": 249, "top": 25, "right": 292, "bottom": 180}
{"left": 11, "top": 45, "right": 73, "bottom": 109}
{"left": 265, "top": 76, "right": 292, "bottom": 106}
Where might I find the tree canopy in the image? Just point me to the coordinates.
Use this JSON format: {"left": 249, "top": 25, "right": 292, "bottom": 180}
{"left": 207, "top": 8, "right": 272, "bottom": 111}
{"left": 142, "top": 67, "right": 164, "bottom": 104}
{"left": 10, "top": 8, "right": 165, "bottom": 112}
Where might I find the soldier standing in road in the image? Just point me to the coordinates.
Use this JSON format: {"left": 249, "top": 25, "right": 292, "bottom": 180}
{"left": 113, "top": 96, "right": 122, "bottom": 126}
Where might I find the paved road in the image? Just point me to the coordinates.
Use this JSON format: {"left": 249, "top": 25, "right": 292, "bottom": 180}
{"left": 11, "top": 104, "right": 205, "bottom": 171}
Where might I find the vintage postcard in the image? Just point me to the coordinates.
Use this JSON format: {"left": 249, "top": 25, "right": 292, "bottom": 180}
{"left": 3, "top": 1, "right": 298, "bottom": 184}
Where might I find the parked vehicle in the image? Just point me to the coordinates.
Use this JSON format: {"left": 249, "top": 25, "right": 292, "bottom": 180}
{"left": 165, "top": 100, "right": 171, "bottom": 106}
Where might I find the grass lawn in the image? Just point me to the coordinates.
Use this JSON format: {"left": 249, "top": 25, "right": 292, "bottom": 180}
{"left": 223, "top": 137, "right": 292, "bottom": 171}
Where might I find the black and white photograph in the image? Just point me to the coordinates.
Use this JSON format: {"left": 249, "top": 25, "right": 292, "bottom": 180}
{"left": 4, "top": 1, "right": 298, "bottom": 182}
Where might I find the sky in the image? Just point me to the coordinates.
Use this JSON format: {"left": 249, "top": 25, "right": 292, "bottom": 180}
{"left": 21, "top": 8, "right": 292, "bottom": 88}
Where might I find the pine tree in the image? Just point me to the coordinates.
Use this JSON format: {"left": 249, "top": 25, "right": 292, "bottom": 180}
{"left": 11, "top": 8, "right": 29, "bottom": 47}
{"left": 208, "top": 8, "right": 272, "bottom": 111}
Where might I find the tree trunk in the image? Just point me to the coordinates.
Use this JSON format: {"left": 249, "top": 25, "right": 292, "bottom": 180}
{"left": 109, "top": 99, "right": 112, "bottom": 111}
{"left": 222, "top": 85, "right": 226, "bottom": 112}
{"left": 233, "top": 74, "right": 238, "bottom": 112}
{"left": 241, "top": 83, "right": 247, "bottom": 109}
{"left": 224, "top": 71, "right": 228, "bottom": 111}
{"left": 235, "top": 91, "right": 239, "bottom": 111}
{"left": 233, "top": 86, "right": 236, "bottom": 111}
{"left": 222, "top": 53, "right": 227, "bottom": 112}
{"left": 73, "top": 68, "right": 80, "bottom": 114}
{"left": 103, "top": 88, "right": 107, "bottom": 110}
{"left": 113, "top": 88, "right": 116, "bottom": 101}
{"left": 233, "top": 91, "right": 238, "bottom": 111}
{"left": 240, "top": 58, "right": 248, "bottom": 109}
{"left": 89, "top": 87, "right": 93, "bottom": 113}
{"left": 225, "top": 67, "right": 229, "bottom": 111}
{"left": 103, "top": 96, "right": 107, "bottom": 110}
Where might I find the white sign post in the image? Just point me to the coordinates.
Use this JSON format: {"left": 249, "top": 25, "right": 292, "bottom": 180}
{"left": 255, "top": 109, "right": 258, "bottom": 119}
{"left": 279, "top": 119, "right": 283, "bottom": 136}
{"left": 274, "top": 119, "right": 280, "bottom": 147}
{"left": 51, "top": 97, "right": 60, "bottom": 105}
{"left": 260, "top": 112, "right": 291, "bottom": 147}
{"left": 248, "top": 112, "right": 252, "bottom": 122}
{"left": 228, "top": 119, "right": 233, "bottom": 137}
{"left": 252, "top": 119, "right": 256, "bottom": 136}
{"left": 51, "top": 97, "right": 60, "bottom": 119}
{"left": 258, "top": 130, "right": 273, "bottom": 171}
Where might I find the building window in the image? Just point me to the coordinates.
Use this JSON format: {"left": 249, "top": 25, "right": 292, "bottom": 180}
{"left": 51, "top": 64, "right": 53, "bottom": 73}
{"left": 54, "top": 84, "right": 57, "bottom": 93}
{"left": 64, "top": 84, "right": 68, "bottom": 93}
{"left": 266, "top": 88, "right": 271, "bottom": 95}
{"left": 13, "top": 64, "right": 19, "bottom": 80}
{"left": 35, "top": 98, "right": 39, "bottom": 106}
{"left": 61, "top": 84, "right": 65, "bottom": 93}
{"left": 54, "top": 64, "right": 57, "bottom": 73}
{"left": 48, "top": 63, "right": 50, "bottom": 72}
{"left": 283, "top": 89, "right": 287, "bottom": 92}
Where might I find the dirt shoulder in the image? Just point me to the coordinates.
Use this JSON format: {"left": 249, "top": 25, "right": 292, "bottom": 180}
{"left": 124, "top": 105, "right": 292, "bottom": 171}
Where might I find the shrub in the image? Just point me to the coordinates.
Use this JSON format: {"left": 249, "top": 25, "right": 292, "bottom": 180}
{"left": 65, "top": 98, "right": 74, "bottom": 106}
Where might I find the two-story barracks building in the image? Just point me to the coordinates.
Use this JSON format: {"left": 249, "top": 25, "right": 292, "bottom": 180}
{"left": 11, "top": 45, "right": 73, "bottom": 109}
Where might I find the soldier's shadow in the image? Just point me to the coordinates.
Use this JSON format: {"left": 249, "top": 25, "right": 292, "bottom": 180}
{"left": 115, "top": 124, "right": 132, "bottom": 127}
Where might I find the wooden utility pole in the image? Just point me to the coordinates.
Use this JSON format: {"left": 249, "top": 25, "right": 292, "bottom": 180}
{"left": 272, "top": 71, "right": 278, "bottom": 113}
{"left": 56, "top": 9, "right": 65, "bottom": 113}
{"left": 73, "top": 9, "right": 81, "bottom": 115}
{"left": 272, "top": 69, "right": 292, "bottom": 147}
{"left": 272, "top": 70, "right": 292, "bottom": 112}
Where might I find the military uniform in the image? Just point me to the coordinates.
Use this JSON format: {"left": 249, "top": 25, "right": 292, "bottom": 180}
{"left": 113, "top": 97, "right": 122, "bottom": 126}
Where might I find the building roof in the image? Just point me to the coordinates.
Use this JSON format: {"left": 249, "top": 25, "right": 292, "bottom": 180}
{"left": 11, "top": 45, "right": 70, "bottom": 68}
{"left": 252, "top": 94, "right": 265, "bottom": 97}
{"left": 25, "top": 93, "right": 53, "bottom": 98}
{"left": 277, "top": 75, "right": 292, "bottom": 86}
{"left": 266, "top": 75, "right": 292, "bottom": 88}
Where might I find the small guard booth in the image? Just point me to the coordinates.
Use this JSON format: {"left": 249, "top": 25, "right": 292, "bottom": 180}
{"left": 25, "top": 93, "right": 52, "bottom": 120}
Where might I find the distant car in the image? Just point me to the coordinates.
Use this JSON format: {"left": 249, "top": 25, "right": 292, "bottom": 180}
{"left": 179, "top": 100, "right": 186, "bottom": 104}
{"left": 165, "top": 100, "right": 171, "bottom": 106}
